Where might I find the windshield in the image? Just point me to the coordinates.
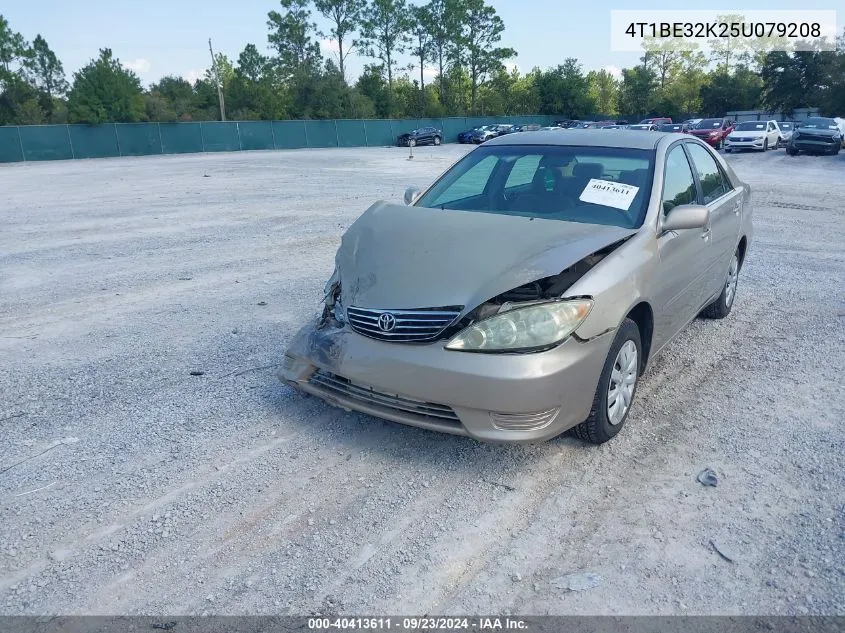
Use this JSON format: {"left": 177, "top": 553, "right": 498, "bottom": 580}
{"left": 696, "top": 119, "right": 722, "bottom": 129}
{"left": 735, "top": 122, "right": 767, "bottom": 131}
{"left": 661, "top": 125, "right": 682, "bottom": 131}
{"left": 799, "top": 118, "right": 837, "bottom": 129}
{"left": 414, "top": 144, "right": 654, "bottom": 229}
{"left": 629, "top": 125, "right": 651, "bottom": 130}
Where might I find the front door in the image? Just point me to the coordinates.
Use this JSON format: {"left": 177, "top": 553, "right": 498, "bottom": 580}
{"left": 652, "top": 144, "right": 713, "bottom": 348}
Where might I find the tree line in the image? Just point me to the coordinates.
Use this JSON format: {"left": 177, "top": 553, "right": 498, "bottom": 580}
{"left": 1, "top": 6, "right": 843, "bottom": 127}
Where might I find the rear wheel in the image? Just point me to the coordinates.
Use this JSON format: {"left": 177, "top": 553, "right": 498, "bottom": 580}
{"left": 702, "top": 249, "right": 740, "bottom": 319}
{"left": 572, "top": 319, "right": 641, "bottom": 445}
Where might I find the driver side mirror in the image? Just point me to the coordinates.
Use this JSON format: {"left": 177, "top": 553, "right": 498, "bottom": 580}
{"left": 662, "top": 204, "right": 710, "bottom": 232}
{"left": 404, "top": 186, "right": 421, "bottom": 205}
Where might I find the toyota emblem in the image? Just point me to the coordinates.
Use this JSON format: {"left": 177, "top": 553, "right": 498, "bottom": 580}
{"left": 377, "top": 312, "right": 396, "bottom": 332}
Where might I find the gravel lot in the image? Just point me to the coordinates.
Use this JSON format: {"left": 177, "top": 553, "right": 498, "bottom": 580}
{"left": 1, "top": 144, "right": 843, "bottom": 616}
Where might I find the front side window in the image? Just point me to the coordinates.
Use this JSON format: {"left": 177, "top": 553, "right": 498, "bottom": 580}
{"left": 415, "top": 144, "right": 654, "bottom": 229}
{"left": 686, "top": 144, "right": 731, "bottom": 204}
{"left": 661, "top": 146, "right": 697, "bottom": 214}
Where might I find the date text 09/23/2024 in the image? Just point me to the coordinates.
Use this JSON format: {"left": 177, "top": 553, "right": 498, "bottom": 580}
{"left": 308, "top": 617, "right": 529, "bottom": 630}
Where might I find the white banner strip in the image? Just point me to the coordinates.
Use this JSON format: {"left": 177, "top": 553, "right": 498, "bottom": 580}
{"left": 610, "top": 10, "right": 838, "bottom": 53}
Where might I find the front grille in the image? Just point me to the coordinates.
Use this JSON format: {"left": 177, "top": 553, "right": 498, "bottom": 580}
{"left": 309, "top": 370, "right": 461, "bottom": 424}
{"left": 346, "top": 306, "right": 461, "bottom": 343}
{"left": 797, "top": 133, "right": 832, "bottom": 142}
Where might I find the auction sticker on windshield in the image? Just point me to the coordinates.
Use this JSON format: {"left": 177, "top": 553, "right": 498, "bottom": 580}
{"left": 579, "top": 179, "right": 639, "bottom": 210}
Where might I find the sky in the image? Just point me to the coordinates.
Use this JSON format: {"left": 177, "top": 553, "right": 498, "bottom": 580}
{"left": 3, "top": 0, "right": 839, "bottom": 87}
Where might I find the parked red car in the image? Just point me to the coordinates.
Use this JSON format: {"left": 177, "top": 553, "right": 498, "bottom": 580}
{"left": 639, "top": 117, "right": 672, "bottom": 125}
{"left": 686, "top": 117, "right": 735, "bottom": 149}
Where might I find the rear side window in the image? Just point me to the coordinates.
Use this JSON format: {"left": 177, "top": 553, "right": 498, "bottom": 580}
{"left": 685, "top": 144, "right": 731, "bottom": 204}
{"left": 505, "top": 155, "right": 542, "bottom": 189}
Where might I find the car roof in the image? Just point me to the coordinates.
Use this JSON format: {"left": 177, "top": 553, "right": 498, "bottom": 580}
{"left": 486, "top": 128, "right": 674, "bottom": 150}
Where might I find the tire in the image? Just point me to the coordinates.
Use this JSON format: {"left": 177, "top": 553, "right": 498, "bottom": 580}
{"left": 763, "top": 138, "right": 769, "bottom": 151}
{"left": 408, "top": 139, "right": 416, "bottom": 147}
{"left": 787, "top": 147, "right": 798, "bottom": 156}
{"left": 716, "top": 138, "right": 723, "bottom": 150}
{"left": 571, "top": 319, "right": 642, "bottom": 445}
{"left": 724, "top": 147, "right": 731, "bottom": 153}
{"left": 701, "top": 248, "right": 740, "bottom": 320}
{"left": 433, "top": 136, "right": 441, "bottom": 146}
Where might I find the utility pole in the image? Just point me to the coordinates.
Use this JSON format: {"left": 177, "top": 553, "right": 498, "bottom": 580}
{"left": 208, "top": 38, "right": 226, "bottom": 121}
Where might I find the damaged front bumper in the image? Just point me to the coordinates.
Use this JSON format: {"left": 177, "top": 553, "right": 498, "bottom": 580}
{"left": 278, "top": 318, "right": 614, "bottom": 443}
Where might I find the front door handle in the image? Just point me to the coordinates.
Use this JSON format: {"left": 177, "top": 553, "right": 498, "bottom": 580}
{"left": 732, "top": 203, "right": 741, "bottom": 216}
{"left": 701, "top": 228, "right": 712, "bottom": 240}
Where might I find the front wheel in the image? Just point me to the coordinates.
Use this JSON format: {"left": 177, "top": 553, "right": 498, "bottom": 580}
{"left": 787, "top": 147, "right": 798, "bottom": 156}
{"left": 701, "top": 249, "right": 740, "bottom": 319}
{"left": 433, "top": 136, "right": 441, "bottom": 146}
{"left": 572, "top": 319, "right": 642, "bottom": 445}
{"left": 408, "top": 139, "right": 416, "bottom": 147}
{"left": 763, "top": 138, "right": 769, "bottom": 151}
{"left": 716, "top": 138, "right": 723, "bottom": 150}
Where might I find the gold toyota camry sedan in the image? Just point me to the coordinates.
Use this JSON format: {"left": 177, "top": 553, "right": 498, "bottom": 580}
{"left": 279, "top": 130, "right": 753, "bottom": 444}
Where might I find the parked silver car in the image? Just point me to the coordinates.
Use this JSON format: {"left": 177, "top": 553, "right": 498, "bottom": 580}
{"left": 280, "top": 131, "right": 753, "bottom": 444}
{"left": 777, "top": 121, "right": 795, "bottom": 145}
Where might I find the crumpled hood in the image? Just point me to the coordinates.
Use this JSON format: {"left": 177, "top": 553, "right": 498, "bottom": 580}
{"left": 336, "top": 201, "right": 637, "bottom": 314}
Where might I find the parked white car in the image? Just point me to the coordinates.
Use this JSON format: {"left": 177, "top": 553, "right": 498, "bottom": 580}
{"left": 724, "top": 120, "right": 781, "bottom": 152}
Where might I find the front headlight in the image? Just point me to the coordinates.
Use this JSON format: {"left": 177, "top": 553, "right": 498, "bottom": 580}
{"left": 445, "top": 299, "right": 593, "bottom": 353}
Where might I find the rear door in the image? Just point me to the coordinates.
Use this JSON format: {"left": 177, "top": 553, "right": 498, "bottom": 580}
{"left": 684, "top": 142, "right": 742, "bottom": 300}
{"left": 653, "top": 143, "right": 713, "bottom": 345}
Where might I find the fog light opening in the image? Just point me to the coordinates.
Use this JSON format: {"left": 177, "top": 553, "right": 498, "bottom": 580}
{"left": 490, "top": 407, "right": 560, "bottom": 431}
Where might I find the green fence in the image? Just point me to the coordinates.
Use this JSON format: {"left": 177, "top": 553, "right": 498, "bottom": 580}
{"left": 0, "top": 115, "right": 557, "bottom": 163}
